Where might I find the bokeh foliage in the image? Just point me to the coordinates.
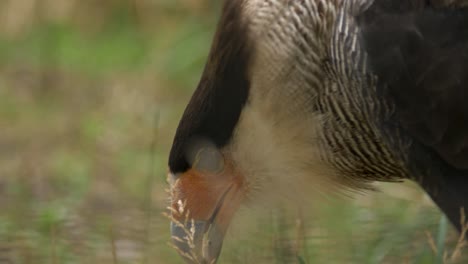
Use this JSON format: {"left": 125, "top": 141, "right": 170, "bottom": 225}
{"left": 0, "top": 0, "right": 465, "bottom": 263}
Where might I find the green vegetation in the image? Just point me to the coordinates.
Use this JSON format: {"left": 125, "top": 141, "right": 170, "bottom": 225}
{"left": 0, "top": 1, "right": 465, "bottom": 263}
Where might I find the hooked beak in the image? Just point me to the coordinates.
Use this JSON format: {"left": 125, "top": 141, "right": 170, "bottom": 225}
{"left": 170, "top": 209, "right": 225, "bottom": 263}
{"left": 169, "top": 165, "right": 244, "bottom": 263}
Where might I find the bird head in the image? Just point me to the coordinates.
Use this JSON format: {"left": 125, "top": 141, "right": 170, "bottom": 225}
{"left": 167, "top": 1, "right": 252, "bottom": 262}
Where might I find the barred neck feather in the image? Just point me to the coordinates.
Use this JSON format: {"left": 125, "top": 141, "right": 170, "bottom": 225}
{"left": 225, "top": 0, "right": 401, "bottom": 208}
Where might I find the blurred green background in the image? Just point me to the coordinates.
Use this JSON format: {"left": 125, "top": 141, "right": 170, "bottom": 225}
{"left": 0, "top": 0, "right": 465, "bottom": 263}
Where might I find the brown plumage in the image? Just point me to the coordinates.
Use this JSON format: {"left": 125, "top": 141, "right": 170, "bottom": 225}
{"left": 168, "top": 0, "right": 468, "bottom": 263}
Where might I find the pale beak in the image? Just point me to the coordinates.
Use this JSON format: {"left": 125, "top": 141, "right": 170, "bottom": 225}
{"left": 171, "top": 219, "right": 224, "bottom": 263}
{"left": 169, "top": 166, "right": 243, "bottom": 263}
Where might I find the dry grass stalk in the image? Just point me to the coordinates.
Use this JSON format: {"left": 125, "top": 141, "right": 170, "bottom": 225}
{"left": 425, "top": 230, "right": 438, "bottom": 255}
{"left": 426, "top": 208, "right": 467, "bottom": 263}
{"left": 448, "top": 208, "right": 468, "bottom": 262}
{"left": 164, "top": 204, "right": 202, "bottom": 264}
{"left": 109, "top": 225, "right": 118, "bottom": 264}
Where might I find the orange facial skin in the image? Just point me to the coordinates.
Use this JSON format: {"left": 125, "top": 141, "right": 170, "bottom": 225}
{"left": 170, "top": 161, "right": 245, "bottom": 236}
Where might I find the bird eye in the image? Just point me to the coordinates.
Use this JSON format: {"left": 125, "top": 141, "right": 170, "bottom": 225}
{"left": 192, "top": 147, "right": 224, "bottom": 174}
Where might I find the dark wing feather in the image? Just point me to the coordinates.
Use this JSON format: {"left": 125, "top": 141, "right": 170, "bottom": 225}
{"left": 359, "top": 5, "right": 468, "bottom": 169}
{"left": 358, "top": 3, "right": 468, "bottom": 234}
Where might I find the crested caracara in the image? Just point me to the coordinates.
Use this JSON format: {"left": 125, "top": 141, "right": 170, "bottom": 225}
{"left": 168, "top": 0, "right": 468, "bottom": 262}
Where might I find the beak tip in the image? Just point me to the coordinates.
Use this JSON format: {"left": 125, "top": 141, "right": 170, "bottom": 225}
{"left": 170, "top": 221, "right": 191, "bottom": 258}
{"left": 171, "top": 221, "right": 224, "bottom": 264}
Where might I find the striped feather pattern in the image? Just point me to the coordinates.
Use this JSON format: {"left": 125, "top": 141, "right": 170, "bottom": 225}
{"left": 244, "top": 0, "right": 408, "bottom": 184}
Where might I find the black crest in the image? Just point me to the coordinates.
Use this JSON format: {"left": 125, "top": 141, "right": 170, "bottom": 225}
{"left": 169, "top": 1, "right": 252, "bottom": 173}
